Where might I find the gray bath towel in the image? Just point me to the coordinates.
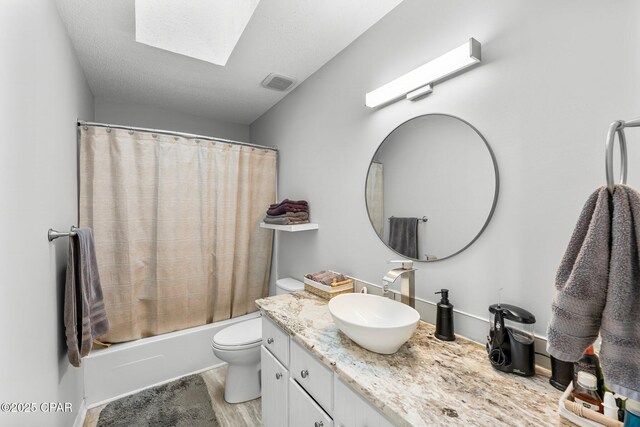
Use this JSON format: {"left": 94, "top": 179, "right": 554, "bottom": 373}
{"left": 266, "top": 212, "right": 309, "bottom": 220}
{"left": 547, "top": 186, "right": 640, "bottom": 399}
{"left": 388, "top": 217, "right": 419, "bottom": 259}
{"left": 64, "top": 228, "right": 109, "bottom": 367}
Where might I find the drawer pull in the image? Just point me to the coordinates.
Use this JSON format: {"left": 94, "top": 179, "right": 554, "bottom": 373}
{"left": 315, "top": 422, "right": 323, "bottom": 427}
{"left": 275, "top": 372, "right": 282, "bottom": 380}
{"left": 267, "top": 337, "right": 274, "bottom": 344}
{"left": 300, "top": 369, "right": 309, "bottom": 379}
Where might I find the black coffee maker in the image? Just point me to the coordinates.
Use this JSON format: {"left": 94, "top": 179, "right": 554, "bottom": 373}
{"left": 486, "top": 304, "right": 536, "bottom": 377}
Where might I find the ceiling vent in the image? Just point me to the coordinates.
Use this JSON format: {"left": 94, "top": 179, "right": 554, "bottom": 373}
{"left": 261, "top": 73, "right": 296, "bottom": 91}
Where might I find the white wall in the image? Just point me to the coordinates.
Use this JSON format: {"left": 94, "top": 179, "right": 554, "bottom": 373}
{"left": 0, "top": 1, "right": 94, "bottom": 426}
{"left": 95, "top": 97, "right": 250, "bottom": 142}
{"left": 251, "top": 0, "right": 640, "bottom": 340}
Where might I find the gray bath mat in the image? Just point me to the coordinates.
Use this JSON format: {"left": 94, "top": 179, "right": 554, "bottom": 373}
{"left": 97, "top": 374, "right": 219, "bottom": 427}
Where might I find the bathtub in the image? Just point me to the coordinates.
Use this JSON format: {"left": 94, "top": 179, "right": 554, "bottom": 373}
{"left": 83, "top": 311, "right": 261, "bottom": 406}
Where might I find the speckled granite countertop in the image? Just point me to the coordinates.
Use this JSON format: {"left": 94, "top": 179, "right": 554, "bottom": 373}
{"left": 256, "top": 291, "right": 572, "bottom": 427}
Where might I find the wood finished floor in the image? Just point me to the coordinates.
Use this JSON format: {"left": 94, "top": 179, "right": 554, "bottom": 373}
{"left": 83, "top": 365, "right": 262, "bottom": 427}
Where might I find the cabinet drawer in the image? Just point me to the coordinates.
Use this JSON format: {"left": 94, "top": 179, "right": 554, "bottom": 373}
{"left": 289, "top": 378, "right": 333, "bottom": 427}
{"left": 334, "top": 377, "right": 393, "bottom": 427}
{"left": 262, "top": 315, "right": 290, "bottom": 367}
{"left": 261, "top": 346, "right": 289, "bottom": 427}
{"left": 291, "top": 340, "right": 333, "bottom": 412}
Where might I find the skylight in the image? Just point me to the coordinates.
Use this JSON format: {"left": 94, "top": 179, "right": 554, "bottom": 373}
{"left": 135, "top": 0, "right": 261, "bottom": 66}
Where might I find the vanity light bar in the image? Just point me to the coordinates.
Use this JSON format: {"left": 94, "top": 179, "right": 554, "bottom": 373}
{"left": 365, "top": 38, "right": 481, "bottom": 108}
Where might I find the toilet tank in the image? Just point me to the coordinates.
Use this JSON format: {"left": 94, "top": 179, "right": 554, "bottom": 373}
{"left": 275, "top": 278, "right": 304, "bottom": 295}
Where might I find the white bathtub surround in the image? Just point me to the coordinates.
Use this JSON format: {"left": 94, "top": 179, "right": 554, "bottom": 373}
{"left": 83, "top": 312, "right": 259, "bottom": 406}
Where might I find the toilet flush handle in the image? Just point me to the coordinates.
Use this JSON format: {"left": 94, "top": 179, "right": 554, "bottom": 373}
{"left": 267, "top": 337, "right": 274, "bottom": 344}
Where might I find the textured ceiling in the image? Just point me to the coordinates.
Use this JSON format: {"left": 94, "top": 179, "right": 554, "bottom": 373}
{"left": 56, "top": 0, "right": 404, "bottom": 125}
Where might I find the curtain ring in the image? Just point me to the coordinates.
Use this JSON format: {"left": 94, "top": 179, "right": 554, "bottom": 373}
{"left": 605, "top": 120, "right": 628, "bottom": 193}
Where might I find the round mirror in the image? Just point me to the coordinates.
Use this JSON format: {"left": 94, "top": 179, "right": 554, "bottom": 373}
{"left": 365, "top": 114, "right": 499, "bottom": 261}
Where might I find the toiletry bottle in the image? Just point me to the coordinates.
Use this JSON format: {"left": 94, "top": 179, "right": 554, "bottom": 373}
{"left": 604, "top": 392, "right": 619, "bottom": 420}
{"left": 434, "top": 289, "right": 455, "bottom": 341}
{"left": 571, "top": 371, "right": 603, "bottom": 414}
{"left": 625, "top": 399, "right": 640, "bottom": 426}
{"left": 574, "top": 345, "right": 605, "bottom": 398}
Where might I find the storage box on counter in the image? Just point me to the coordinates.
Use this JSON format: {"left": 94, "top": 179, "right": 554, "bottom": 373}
{"left": 558, "top": 383, "right": 623, "bottom": 427}
{"left": 303, "top": 276, "right": 353, "bottom": 300}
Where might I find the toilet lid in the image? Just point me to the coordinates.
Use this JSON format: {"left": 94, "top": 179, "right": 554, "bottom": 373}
{"left": 213, "top": 317, "right": 262, "bottom": 348}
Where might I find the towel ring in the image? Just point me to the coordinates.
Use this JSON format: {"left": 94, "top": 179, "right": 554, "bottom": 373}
{"left": 605, "top": 120, "right": 628, "bottom": 193}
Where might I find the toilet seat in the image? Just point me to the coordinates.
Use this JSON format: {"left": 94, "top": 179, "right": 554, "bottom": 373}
{"left": 212, "top": 317, "right": 262, "bottom": 351}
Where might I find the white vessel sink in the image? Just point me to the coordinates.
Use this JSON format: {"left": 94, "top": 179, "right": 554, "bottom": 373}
{"left": 328, "top": 293, "right": 420, "bottom": 354}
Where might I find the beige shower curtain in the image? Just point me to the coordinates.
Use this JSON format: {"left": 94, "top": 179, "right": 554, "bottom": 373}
{"left": 79, "top": 126, "right": 276, "bottom": 343}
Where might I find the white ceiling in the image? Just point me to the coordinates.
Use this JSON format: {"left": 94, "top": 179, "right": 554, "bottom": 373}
{"left": 56, "top": 0, "right": 404, "bottom": 125}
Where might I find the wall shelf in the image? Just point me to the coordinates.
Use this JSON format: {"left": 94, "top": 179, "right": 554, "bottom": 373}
{"left": 260, "top": 222, "right": 319, "bottom": 232}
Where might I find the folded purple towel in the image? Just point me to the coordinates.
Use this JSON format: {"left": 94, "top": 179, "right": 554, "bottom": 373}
{"left": 270, "top": 199, "right": 308, "bottom": 208}
{"left": 267, "top": 204, "right": 309, "bottom": 216}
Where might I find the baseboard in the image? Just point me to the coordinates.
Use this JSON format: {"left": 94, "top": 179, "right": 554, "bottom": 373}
{"left": 72, "top": 399, "right": 87, "bottom": 427}
{"left": 86, "top": 362, "right": 227, "bottom": 409}
{"left": 351, "top": 278, "right": 551, "bottom": 370}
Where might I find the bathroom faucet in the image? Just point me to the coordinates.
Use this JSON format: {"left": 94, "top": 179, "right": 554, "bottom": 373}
{"left": 382, "top": 260, "right": 417, "bottom": 308}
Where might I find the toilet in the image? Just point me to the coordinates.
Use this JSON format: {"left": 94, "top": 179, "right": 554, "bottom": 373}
{"left": 211, "top": 278, "right": 304, "bottom": 403}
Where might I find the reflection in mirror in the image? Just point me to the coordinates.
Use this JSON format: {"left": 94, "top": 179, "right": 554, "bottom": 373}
{"left": 365, "top": 114, "right": 499, "bottom": 261}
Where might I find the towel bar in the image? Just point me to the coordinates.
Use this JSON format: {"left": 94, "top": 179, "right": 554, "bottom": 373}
{"left": 606, "top": 117, "right": 640, "bottom": 193}
{"left": 48, "top": 227, "right": 78, "bottom": 242}
{"left": 388, "top": 216, "right": 428, "bottom": 222}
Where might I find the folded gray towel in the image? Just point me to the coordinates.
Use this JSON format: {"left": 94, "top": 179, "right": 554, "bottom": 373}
{"left": 304, "top": 271, "right": 348, "bottom": 286}
{"left": 64, "top": 228, "right": 109, "bottom": 367}
{"left": 547, "top": 186, "right": 640, "bottom": 399}
{"left": 266, "top": 212, "right": 309, "bottom": 220}
{"left": 263, "top": 217, "right": 310, "bottom": 226}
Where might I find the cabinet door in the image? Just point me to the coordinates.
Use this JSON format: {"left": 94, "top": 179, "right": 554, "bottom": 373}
{"left": 290, "top": 340, "right": 333, "bottom": 412}
{"left": 289, "top": 378, "right": 333, "bottom": 427}
{"left": 261, "top": 346, "right": 289, "bottom": 427}
{"left": 334, "top": 376, "right": 393, "bottom": 427}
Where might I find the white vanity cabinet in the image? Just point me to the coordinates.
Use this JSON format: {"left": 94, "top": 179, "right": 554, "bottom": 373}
{"left": 261, "top": 316, "right": 394, "bottom": 427}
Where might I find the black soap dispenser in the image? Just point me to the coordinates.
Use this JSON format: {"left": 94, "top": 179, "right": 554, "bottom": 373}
{"left": 434, "top": 289, "right": 455, "bottom": 341}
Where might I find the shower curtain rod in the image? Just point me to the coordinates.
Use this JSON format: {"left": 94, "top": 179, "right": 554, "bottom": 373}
{"left": 77, "top": 120, "right": 278, "bottom": 152}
